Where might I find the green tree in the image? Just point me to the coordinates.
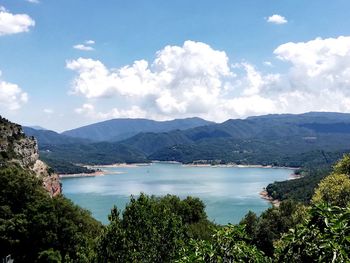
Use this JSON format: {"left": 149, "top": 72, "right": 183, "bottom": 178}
{"left": 333, "top": 153, "right": 350, "bottom": 175}
{"left": 37, "top": 249, "right": 62, "bottom": 263}
{"left": 177, "top": 224, "right": 270, "bottom": 263}
{"left": 0, "top": 165, "right": 101, "bottom": 262}
{"left": 276, "top": 203, "right": 350, "bottom": 263}
{"left": 312, "top": 173, "right": 350, "bottom": 207}
{"left": 97, "top": 193, "right": 186, "bottom": 263}
{"left": 249, "top": 200, "right": 306, "bottom": 256}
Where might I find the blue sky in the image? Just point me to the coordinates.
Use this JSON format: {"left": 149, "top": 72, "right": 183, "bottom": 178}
{"left": 1, "top": 0, "right": 350, "bottom": 131}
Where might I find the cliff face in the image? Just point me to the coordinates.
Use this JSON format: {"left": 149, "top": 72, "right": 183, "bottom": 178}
{"left": 0, "top": 116, "right": 61, "bottom": 197}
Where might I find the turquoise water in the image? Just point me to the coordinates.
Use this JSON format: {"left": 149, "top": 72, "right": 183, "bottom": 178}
{"left": 61, "top": 163, "right": 292, "bottom": 225}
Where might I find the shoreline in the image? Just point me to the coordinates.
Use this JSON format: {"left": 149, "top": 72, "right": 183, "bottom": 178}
{"left": 260, "top": 189, "right": 281, "bottom": 207}
{"left": 59, "top": 170, "right": 105, "bottom": 178}
{"left": 85, "top": 163, "right": 151, "bottom": 169}
{"left": 60, "top": 161, "right": 299, "bottom": 179}
{"left": 182, "top": 163, "right": 298, "bottom": 170}
{"left": 59, "top": 170, "right": 124, "bottom": 178}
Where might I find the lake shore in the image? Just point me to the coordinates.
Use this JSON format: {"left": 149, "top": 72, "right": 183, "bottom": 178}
{"left": 182, "top": 163, "right": 298, "bottom": 170}
{"left": 59, "top": 170, "right": 105, "bottom": 178}
{"left": 59, "top": 170, "right": 125, "bottom": 178}
{"left": 85, "top": 163, "right": 151, "bottom": 169}
{"left": 260, "top": 189, "right": 281, "bottom": 207}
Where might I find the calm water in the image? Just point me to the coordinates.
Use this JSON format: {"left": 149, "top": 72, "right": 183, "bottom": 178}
{"left": 61, "top": 163, "right": 293, "bottom": 224}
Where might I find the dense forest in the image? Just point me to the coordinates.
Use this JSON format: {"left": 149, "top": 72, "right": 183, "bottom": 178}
{"left": 1, "top": 154, "right": 350, "bottom": 262}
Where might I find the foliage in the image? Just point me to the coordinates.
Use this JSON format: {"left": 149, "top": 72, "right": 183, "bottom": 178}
{"left": 333, "top": 153, "right": 350, "bottom": 175}
{"left": 276, "top": 203, "right": 350, "bottom": 262}
{"left": 266, "top": 167, "right": 331, "bottom": 203}
{"left": 0, "top": 165, "right": 101, "bottom": 262}
{"left": 96, "top": 194, "right": 213, "bottom": 263}
{"left": 312, "top": 173, "right": 350, "bottom": 207}
{"left": 240, "top": 200, "right": 308, "bottom": 256}
{"left": 37, "top": 249, "right": 62, "bottom": 263}
{"left": 177, "top": 224, "right": 270, "bottom": 263}
{"left": 40, "top": 142, "right": 149, "bottom": 165}
{"left": 40, "top": 155, "right": 95, "bottom": 174}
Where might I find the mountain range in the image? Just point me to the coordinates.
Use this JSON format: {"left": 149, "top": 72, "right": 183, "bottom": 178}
{"left": 61, "top": 117, "right": 213, "bottom": 142}
{"left": 23, "top": 112, "right": 350, "bottom": 173}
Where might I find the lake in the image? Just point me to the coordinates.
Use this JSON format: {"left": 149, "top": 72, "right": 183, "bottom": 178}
{"left": 61, "top": 163, "right": 293, "bottom": 224}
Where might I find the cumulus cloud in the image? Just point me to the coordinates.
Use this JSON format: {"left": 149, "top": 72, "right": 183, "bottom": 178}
{"left": 67, "top": 37, "right": 350, "bottom": 122}
{"left": 272, "top": 36, "right": 350, "bottom": 112}
{"left": 0, "top": 72, "right": 28, "bottom": 110}
{"left": 0, "top": 6, "right": 35, "bottom": 36}
{"left": 67, "top": 41, "right": 234, "bottom": 120}
{"left": 266, "top": 14, "right": 288, "bottom": 24}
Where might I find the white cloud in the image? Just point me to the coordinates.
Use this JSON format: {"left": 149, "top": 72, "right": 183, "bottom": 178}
{"left": 0, "top": 6, "right": 35, "bottom": 36}
{"left": 68, "top": 37, "right": 350, "bottom": 122}
{"left": 73, "top": 40, "right": 95, "bottom": 51}
{"left": 26, "top": 0, "right": 40, "bottom": 4}
{"left": 0, "top": 72, "right": 28, "bottom": 110}
{"left": 272, "top": 36, "right": 350, "bottom": 112}
{"left": 263, "top": 61, "right": 273, "bottom": 67}
{"left": 73, "top": 44, "right": 94, "bottom": 51}
{"left": 67, "top": 41, "right": 234, "bottom": 120}
{"left": 85, "top": 40, "right": 95, "bottom": 45}
{"left": 43, "top": 108, "right": 53, "bottom": 114}
{"left": 266, "top": 14, "right": 288, "bottom": 24}
{"left": 75, "top": 103, "right": 146, "bottom": 119}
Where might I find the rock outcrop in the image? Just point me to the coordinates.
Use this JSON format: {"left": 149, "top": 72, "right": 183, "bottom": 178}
{"left": 0, "top": 116, "right": 61, "bottom": 197}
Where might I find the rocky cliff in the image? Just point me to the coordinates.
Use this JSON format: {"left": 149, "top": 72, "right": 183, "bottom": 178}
{"left": 0, "top": 116, "right": 61, "bottom": 197}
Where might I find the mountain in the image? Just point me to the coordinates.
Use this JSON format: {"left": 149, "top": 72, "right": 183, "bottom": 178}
{"left": 23, "top": 126, "right": 90, "bottom": 145}
{"left": 28, "top": 125, "right": 47, "bottom": 130}
{"left": 120, "top": 112, "right": 350, "bottom": 166}
{"left": 23, "top": 112, "right": 350, "bottom": 170}
{"left": 62, "top": 117, "right": 214, "bottom": 142}
{"left": 23, "top": 126, "right": 147, "bottom": 172}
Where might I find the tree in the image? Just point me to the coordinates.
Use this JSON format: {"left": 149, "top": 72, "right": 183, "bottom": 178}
{"left": 97, "top": 194, "right": 185, "bottom": 263}
{"left": 312, "top": 173, "right": 350, "bottom": 207}
{"left": 177, "top": 224, "right": 270, "bottom": 263}
{"left": 0, "top": 165, "right": 101, "bottom": 262}
{"left": 333, "top": 153, "right": 350, "bottom": 175}
{"left": 276, "top": 203, "right": 350, "bottom": 263}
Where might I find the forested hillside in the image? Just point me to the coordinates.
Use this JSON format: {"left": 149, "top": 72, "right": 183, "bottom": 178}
{"left": 125, "top": 112, "right": 350, "bottom": 166}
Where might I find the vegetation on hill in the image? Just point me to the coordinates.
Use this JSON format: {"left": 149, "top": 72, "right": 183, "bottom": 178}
{"left": 266, "top": 151, "right": 350, "bottom": 203}
{"left": 40, "top": 142, "right": 149, "bottom": 165}
{"left": 40, "top": 155, "right": 95, "bottom": 174}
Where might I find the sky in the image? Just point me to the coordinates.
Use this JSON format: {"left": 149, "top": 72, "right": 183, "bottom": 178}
{"left": 1, "top": 1, "right": 350, "bottom": 132}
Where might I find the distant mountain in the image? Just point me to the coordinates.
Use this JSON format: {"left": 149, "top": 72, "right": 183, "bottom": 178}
{"left": 62, "top": 117, "right": 214, "bottom": 142}
{"left": 28, "top": 125, "right": 47, "bottom": 130}
{"left": 23, "top": 126, "right": 149, "bottom": 169}
{"left": 120, "top": 112, "right": 350, "bottom": 166}
{"left": 23, "top": 127, "right": 90, "bottom": 146}
{"left": 24, "top": 112, "right": 350, "bottom": 170}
